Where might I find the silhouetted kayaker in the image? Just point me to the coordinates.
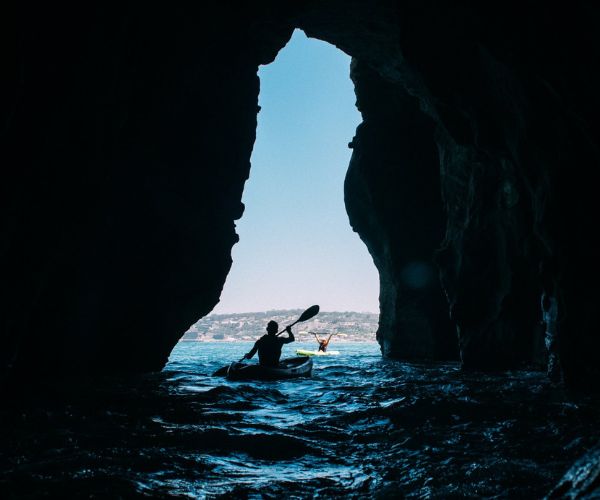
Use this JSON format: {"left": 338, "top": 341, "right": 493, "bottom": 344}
{"left": 244, "top": 321, "right": 294, "bottom": 367}
{"left": 312, "top": 332, "right": 335, "bottom": 352}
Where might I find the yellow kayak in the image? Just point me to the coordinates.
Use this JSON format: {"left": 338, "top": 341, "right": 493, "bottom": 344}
{"left": 296, "top": 349, "right": 340, "bottom": 357}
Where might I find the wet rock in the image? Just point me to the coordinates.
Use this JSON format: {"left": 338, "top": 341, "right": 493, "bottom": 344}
{"left": 547, "top": 443, "right": 600, "bottom": 499}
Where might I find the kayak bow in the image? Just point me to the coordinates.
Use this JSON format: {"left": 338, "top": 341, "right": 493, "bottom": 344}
{"left": 296, "top": 349, "right": 340, "bottom": 357}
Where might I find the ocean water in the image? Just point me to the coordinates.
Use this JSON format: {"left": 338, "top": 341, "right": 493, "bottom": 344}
{"left": 1, "top": 341, "right": 598, "bottom": 498}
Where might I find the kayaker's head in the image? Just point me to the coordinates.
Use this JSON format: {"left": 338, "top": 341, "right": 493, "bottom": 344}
{"left": 266, "top": 321, "right": 278, "bottom": 336}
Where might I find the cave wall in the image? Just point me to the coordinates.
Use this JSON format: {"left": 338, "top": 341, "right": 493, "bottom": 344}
{"left": 344, "top": 60, "right": 456, "bottom": 360}
{"left": 3, "top": 2, "right": 600, "bottom": 390}
{"left": 1, "top": 4, "right": 292, "bottom": 376}
{"left": 387, "top": 2, "right": 600, "bottom": 384}
{"left": 298, "top": 2, "right": 600, "bottom": 384}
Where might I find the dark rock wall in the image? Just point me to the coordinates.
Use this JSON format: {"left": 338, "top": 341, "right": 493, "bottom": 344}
{"left": 299, "top": 2, "right": 600, "bottom": 385}
{"left": 3, "top": 2, "right": 600, "bottom": 390}
{"left": 345, "top": 60, "right": 456, "bottom": 360}
{"left": 1, "top": 5, "right": 291, "bottom": 375}
{"left": 386, "top": 3, "right": 600, "bottom": 384}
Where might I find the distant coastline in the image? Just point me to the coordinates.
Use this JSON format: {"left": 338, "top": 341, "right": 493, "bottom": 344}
{"left": 180, "top": 309, "right": 379, "bottom": 343}
{"left": 179, "top": 338, "right": 378, "bottom": 343}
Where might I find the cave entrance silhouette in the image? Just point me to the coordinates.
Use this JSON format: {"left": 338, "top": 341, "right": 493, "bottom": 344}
{"left": 212, "top": 30, "right": 379, "bottom": 319}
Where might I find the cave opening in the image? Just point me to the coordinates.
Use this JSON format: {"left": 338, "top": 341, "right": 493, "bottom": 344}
{"left": 212, "top": 30, "right": 379, "bottom": 318}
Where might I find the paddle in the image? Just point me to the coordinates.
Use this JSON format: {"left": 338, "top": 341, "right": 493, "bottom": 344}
{"left": 275, "top": 304, "right": 320, "bottom": 336}
{"left": 211, "top": 305, "right": 320, "bottom": 376}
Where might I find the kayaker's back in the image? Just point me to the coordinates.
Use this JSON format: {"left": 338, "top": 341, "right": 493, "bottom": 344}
{"left": 257, "top": 334, "right": 289, "bottom": 367}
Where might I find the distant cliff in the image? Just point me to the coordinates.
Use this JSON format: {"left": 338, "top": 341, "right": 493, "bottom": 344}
{"left": 181, "top": 310, "right": 378, "bottom": 342}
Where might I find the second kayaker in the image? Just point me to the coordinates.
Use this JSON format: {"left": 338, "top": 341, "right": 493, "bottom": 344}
{"left": 312, "top": 332, "right": 336, "bottom": 352}
{"left": 243, "top": 320, "right": 294, "bottom": 367}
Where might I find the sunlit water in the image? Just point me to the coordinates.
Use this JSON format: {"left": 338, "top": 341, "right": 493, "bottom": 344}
{"left": 1, "top": 342, "right": 599, "bottom": 498}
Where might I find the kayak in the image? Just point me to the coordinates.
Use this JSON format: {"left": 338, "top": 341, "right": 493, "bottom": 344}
{"left": 227, "top": 356, "right": 313, "bottom": 381}
{"left": 296, "top": 349, "right": 340, "bottom": 357}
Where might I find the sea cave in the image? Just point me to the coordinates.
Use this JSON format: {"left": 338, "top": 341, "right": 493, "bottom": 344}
{"left": 1, "top": 2, "right": 599, "bottom": 497}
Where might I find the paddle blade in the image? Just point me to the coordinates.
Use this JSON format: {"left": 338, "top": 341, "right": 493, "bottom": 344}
{"left": 298, "top": 304, "right": 320, "bottom": 322}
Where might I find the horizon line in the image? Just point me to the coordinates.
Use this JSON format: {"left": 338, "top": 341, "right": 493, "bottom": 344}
{"left": 207, "top": 308, "right": 379, "bottom": 316}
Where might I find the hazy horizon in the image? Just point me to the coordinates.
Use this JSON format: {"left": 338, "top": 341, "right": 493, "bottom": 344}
{"left": 213, "top": 30, "right": 379, "bottom": 315}
{"left": 206, "top": 307, "right": 379, "bottom": 317}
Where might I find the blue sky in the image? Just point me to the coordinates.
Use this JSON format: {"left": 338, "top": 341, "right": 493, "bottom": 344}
{"left": 213, "top": 30, "right": 379, "bottom": 314}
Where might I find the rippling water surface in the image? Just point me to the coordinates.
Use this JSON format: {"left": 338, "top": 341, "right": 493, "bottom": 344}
{"left": 2, "top": 341, "right": 599, "bottom": 498}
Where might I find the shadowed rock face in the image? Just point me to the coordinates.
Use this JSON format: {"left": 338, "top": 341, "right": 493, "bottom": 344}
{"left": 2, "top": 2, "right": 600, "bottom": 391}
{"left": 345, "top": 60, "right": 456, "bottom": 361}
{"left": 1, "top": 4, "right": 293, "bottom": 375}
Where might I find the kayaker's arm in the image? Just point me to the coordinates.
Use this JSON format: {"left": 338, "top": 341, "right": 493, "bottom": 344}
{"left": 312, "top": 332, "right": 321, "bottom": 342}
{"left": 244, "top": 341, "right": 259, "bottom": 359}
{"left": 282, "top": 326, "right": 295, "bottom": 344}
